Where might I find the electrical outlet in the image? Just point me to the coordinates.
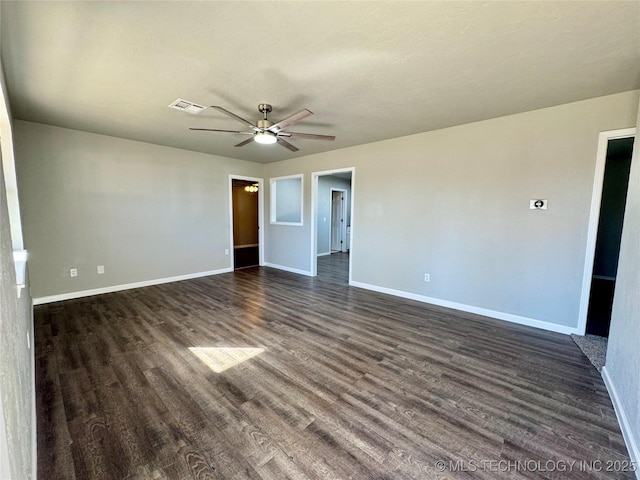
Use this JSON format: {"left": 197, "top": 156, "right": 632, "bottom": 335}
{"left": 70, "top": 268, "right": 78, "bottom": 277}
{"left": 424, "top": 273, "right": 430, "bottom": 282}
{"left": 97, "top": 265, "right": 105, "bottom": 274}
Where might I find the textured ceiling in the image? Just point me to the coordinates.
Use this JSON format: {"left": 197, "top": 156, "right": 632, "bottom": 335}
{"left": 1, "top": 1, "right": 639, "bottom": 164}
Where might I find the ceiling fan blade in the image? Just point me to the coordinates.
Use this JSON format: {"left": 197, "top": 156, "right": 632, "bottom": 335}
{"left": 235, "top": 138, "right": 255, "bottom": 147}
{"left": 189, "top": 128, "right": 254, "bottom": 134}
{"left": 277, "top": 137, "right": 299, "bottom": 152}
{"left": 211, "top": 106, "right": 260, "bottom": 131}
{"left": 278, "top": 131, "right": 335, "bottom": 141}
{"left": 268, "top": 109, "right": 313, "bottom": 132}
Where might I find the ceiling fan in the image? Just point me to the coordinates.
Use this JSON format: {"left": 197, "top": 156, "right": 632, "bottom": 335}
{"left": 190, "top": 104, "right": 335, "bottom": 152}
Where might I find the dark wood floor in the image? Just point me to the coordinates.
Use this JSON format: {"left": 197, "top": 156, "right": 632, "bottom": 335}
{"left": 317, "top": 252, "right": 349, "bottom": 286}
{"left": 35, "top": 264, "right": 634, "bottom": 479}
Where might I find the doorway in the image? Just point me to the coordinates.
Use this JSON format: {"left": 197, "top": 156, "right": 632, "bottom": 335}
{"left": 229, "top": 175, "right": 264, "bottom": 270}
{"left": 330, "top": 189, "right": 348, "bottom": 253}
{"left": 579, "top": 129, "right": 635, "bottom": 337}
{"left": 311, "top": 168, "right": 354, "bottom": 284}
{"left": 585, "top": 137, "right": 634, "bottom": 336}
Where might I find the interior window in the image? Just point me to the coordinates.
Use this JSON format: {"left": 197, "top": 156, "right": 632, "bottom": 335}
{"left": 270, "top": 174, "right": 303, "bottom": 225}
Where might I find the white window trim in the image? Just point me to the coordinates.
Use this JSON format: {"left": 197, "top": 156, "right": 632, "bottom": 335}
{"left": 270, "top": 174, "right": 304, "bottom": 226}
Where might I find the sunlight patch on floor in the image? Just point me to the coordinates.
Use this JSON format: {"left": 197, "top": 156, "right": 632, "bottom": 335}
{"left": 188, "top": 347, "right": 265, "bottom": 373}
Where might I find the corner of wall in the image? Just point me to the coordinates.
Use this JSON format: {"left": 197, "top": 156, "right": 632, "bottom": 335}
{"left": 0, "top": 48, "right": 35, "bottom": 480}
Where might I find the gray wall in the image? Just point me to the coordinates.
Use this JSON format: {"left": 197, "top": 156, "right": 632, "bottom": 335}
{"left": 316, "top": 175, "right": 351, "bottom": 254}
{"left": 0, "top": 26, "right": 34, "bottom": 476}
{"left": 605, "top": 98, "right": 640, "bottom": 469}
{"left": 264, "top": 90, "right": 639, "bottom": 329}
{"left": 14, "top": 120, "right": 263, "bottom": 299}
{"left": 0, "top": 155, "right": 34, "bottom": 480}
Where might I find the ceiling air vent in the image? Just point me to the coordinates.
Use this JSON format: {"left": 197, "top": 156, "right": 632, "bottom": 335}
{"left": 168, "top": 98, "right": 207, "bottom": 114}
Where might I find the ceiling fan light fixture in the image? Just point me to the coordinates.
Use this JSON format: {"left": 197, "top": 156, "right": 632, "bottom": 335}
{"left": 254, "top": 131, "right": 277, "bottom": 145}
{"left": 189, "top": 104, "right": 334, "bottom": 152}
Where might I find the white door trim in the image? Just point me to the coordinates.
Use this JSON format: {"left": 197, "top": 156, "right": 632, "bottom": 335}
{"left": 310, "top": 167, "right": 355, "bottom": 282}
{"left": 229, "top": 175, "right": 265, "bottom": 269}
{"left": 330, "top": 188, "right": 348, "bottom": 252}
{"left": 577, "top": 128, "right": 635, "bottom": 335}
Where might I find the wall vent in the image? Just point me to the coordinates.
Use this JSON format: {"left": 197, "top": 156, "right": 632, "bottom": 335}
{"left": 168, "top": 98, "right": 207, "bottom": 114}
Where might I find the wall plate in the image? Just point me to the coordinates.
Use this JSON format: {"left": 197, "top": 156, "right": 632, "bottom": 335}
{"left": 530, "top": 199, "right": 548, "bottom": 210}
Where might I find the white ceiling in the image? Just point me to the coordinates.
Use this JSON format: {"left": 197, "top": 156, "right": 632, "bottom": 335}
{"left": 1, "top": 1, "right": 639, "bottom": 164}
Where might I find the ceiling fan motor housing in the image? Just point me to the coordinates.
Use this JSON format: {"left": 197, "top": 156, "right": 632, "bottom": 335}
{"left": 257, "top": 119, "right": 274, "bottom": 130}
{"left": 257, "top": 104, "right": 275, "bottom": 130}
{"left": 255, "top": 105, "right": 277, "bottom": 144}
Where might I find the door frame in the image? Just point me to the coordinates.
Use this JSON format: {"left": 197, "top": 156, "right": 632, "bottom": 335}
{"left": 228, "top": 174, "right": 264, "bottom": 270}
{"left": 577, "top": 128, "right": 635, "bottom": 335}
{"left": 310, "top": 167, "right": 355, "bottom": 280}
{"left": 329, "top": 188, "right": 348, "bottom": 253}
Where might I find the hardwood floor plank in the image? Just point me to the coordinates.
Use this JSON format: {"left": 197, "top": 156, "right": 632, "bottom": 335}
{"left": 37, "top": 397, "right": 76, "bottom": 480}
{"left": 68, "top": 414, "right": 131, "bottom": 479}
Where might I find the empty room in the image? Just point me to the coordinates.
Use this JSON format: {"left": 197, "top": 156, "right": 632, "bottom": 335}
{"left": 1, "top": 1, "right": 640, "bottom": 479}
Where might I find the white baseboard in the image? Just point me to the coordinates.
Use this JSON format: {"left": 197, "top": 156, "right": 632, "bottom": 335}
{"left": 32, "top": 267, "right": 233, "bottom": 305}
{"left": 348, "top": 280, "right": 579, "bottom": 335}
{"left": 263, "top": 262, "right": 313, "bottom": 277}
{"left": 602, "top": 367, "right": 640, "bottom": 478}
{"left": 317, "top": 252, "right": 331, "bottom": 257}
